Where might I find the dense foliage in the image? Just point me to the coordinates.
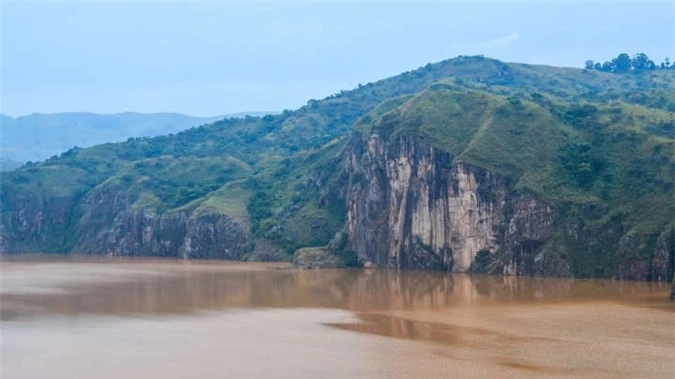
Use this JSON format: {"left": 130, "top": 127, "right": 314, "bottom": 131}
{"left": 585, "top": 53, "right": 673, "bottom": 73}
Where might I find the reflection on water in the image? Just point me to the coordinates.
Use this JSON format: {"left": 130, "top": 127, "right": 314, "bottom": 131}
{"left": 1, "top": 258, "right": 671, "bottom": 321}
{"left": 1, "top": 257, "right": 674, "bottom": 379}
{"left": 328, "top": 312, "right": 557, "bottom": 346}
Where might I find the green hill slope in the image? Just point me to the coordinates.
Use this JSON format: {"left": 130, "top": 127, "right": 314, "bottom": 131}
{"left": 0, "top": 56, "right": 672, "bottom": 280}
{"left": 346, "top": 83, "right": 673, "bottom": 277}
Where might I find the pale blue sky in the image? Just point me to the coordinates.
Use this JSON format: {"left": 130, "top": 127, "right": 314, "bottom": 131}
{"left": 1, "top": 1, "right": 673, "bottom": 117}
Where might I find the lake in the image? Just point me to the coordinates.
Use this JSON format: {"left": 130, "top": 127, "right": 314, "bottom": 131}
{"left": 1, "top": 256, "right": 673, "bottom": 378}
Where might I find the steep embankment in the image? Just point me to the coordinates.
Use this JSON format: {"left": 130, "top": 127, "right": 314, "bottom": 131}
{"left": 340, "top": 85, "right": 674, "bottom": 279}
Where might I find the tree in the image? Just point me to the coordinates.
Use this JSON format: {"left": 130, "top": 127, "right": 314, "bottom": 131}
{"left": 632, "top": 53, "right": 652, "bottom": 70}
{"left": 601, "top": 61, "right": 614, "bottom": 72}
{"left": 588, "top": 53, "right": 668, "bottom": 72}
{"left": 612, "top": 53, "right": 632, "bottom": 72}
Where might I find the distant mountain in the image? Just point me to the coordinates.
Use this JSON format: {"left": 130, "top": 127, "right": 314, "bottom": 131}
{"left": 0, "top": 111, "right": 274, "bottom": 162}
{"left": 0, "top": 158, "right": 22, "bottom": 172}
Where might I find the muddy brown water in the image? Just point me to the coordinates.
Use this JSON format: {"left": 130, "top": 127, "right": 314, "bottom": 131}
{"left": 1, "top": 256, "right": 673, "bottom": 378}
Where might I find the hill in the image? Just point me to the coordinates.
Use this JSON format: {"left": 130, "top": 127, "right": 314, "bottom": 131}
{"left": 0, "top": 56, "right": 673, "bottom": 281}
{"left": 346, "top": 82, "right": 673, "bottom": 277}
{"left": 0, "top": 111, "right": 271, "bottom": 162}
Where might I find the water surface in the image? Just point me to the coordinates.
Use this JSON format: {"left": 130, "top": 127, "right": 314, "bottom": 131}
{"left": 1, "top": 257, "right": 673, "bottom": 378}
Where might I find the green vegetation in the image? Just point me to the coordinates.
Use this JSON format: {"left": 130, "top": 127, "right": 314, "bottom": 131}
{"left": 91, "top": 155, "right": 251, "bottom": 212}
{"left": 1, "top": 55, "right": 673, "bottom": 275}
{"left": 470, "top": 250, "right": 495, "bottom": 273}
{"left": 585, "top": 53, "right": 673, "bottom": 73}
{"left": 356, "top": 75, "right": 673, "bottom": 278}
{"left": 247, "top": 187, "right": 274, "bottom": 233}
{"left": 192, "top": 180, "right": 253, "bottom": 224}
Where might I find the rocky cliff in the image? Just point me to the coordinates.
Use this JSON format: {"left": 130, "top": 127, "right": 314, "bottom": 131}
{"left": 0, "top": 194, "right": 74, "bottom": 253}
{"left": 343, "top": 133, "right": 568, "bottom": 275}
{"left": 0, "top": 183, "right": 251, "bottom": 259}
{"left": 72, "top": 184, "right": 251, "bottom": 259}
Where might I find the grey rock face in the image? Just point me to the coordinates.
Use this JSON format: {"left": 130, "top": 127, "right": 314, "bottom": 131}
{"left": 292, "top": 247, "right": 343, "bottom": 269}
{"left": 343, "top": 133, "right": 564, "bottom": 275}
{"left": 651, "top": 228, "right": 674, "bottom": 282}
{"left": 69, "top": 185, "right": 250, "bottom": 259}
{"left": 0, "top": 196, "right": 74, "bottom": 253}
{"left": 247, "top": 239, "right": 284, "bottom": 262}
{"left": 179, "top": 212, "right": 249, "bottom": 259}
{"left": 501, "top": 194, "right": 567, "bottom": 277}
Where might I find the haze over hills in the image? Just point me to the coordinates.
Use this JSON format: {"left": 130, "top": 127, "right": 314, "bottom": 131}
{"left": 1, "top": 55, "right": 673, "bottom": 282}
{"left": 0, "top": 111, "right": 274, "bottom": 163}
{"left": 0, "top": 158, "right": 22, "bottom": 172}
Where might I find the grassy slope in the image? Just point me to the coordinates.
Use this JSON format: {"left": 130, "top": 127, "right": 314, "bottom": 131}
{"left": 359, "top": 82, "right": 673, "bottom": 277}
{"left": 1, "top": 56, "right": 673, "bottom": 266}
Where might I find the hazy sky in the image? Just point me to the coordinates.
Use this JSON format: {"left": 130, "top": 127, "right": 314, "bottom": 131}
{"left": 1, "top": 1, "right": 673, "bottom": 117}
